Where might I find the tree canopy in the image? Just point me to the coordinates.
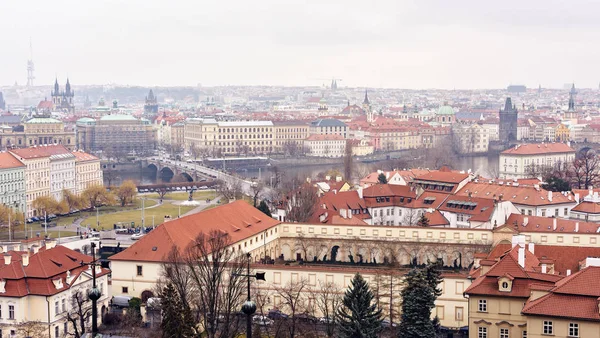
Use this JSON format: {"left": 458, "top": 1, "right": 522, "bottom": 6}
{"left": 336, "top": 273, "right": 382, "bottom": 338}
{"left": 377, "top": 173, "right": 388, "bottom": 184}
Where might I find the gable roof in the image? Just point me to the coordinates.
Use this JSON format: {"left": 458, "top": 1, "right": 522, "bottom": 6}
{"left": 110, "top": 201, "right": 281, "bottom": 263}
{"left": 501, "top": 143, "right": 575, "bottom": 155}
{"left": 0, "top": 152, "right": 25, "bottom": 170}
{"left": 456, "top": 182, "right": 575, "bottom": 206}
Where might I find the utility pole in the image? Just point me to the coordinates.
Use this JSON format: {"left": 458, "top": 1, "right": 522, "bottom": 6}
{"left": 85, "top": 242, "right": 102, "bottom": 337}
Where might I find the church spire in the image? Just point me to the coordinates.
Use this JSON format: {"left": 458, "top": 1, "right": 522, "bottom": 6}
{"left": 53, "top": 77, "right": 59, "bottom": 95}
{"left": 65, "top": 78, "right": 71, "bottom": 95}
{"left": 568, "top": 92, "right": 575, "bottom": 112}
{"left": 363, "top": 89, "right": 370, "bottom": 105}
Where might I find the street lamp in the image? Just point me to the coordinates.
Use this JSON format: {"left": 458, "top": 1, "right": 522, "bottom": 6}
{"left": 83, "top": 242, "right": 102, "bottom": 337}
{"left": 233, "top": 253, "right": 265, "bottom": 338}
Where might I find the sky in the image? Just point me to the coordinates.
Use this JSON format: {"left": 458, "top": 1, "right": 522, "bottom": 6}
{"left": 1, "top": 0, "right": 600, "bottom": 89}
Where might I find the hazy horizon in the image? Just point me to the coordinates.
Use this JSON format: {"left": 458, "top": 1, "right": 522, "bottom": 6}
{"left": 2, "top": 0, "right": 599, "bottom": 89}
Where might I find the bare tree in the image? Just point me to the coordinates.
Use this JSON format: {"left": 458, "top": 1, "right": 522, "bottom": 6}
{"left": 66, "top": 290, "right": 92, "bottom": 338}
{"left": 156, "top": 186, "right": 169, "bottom": 202}
{"left": 571, "top": 150, "right": 600, "bottom": 189}
{"left": 164, "top": 230, "right": 248, "bottom": 338}
{"left": 343, "top": 140, "right": 354, "bottom": 182}
{"left": 402, "top": 208, "right": 419, "bottom": 226}
{"left": 276, "top": 278, "right": 309, "bottom": 338}
{"left": 314, "top": 281, "right": 343, "bottom": 337}
{"left": 293, "top": 232, "right": 318, "bottom": 262}
{"left": 215, "top": 178, "right": 244, "bottom": 201}
{"left": 249, "top": 180, "right": 265, "bottom": 207}
{"left": 16, "top": 320, "right": 47, "bottom": 338}
{"left": 371, "top": 270, "right": 403, "bottom": 328}
{"left": 285, "top": 183, "right": 318, "bottom": 223}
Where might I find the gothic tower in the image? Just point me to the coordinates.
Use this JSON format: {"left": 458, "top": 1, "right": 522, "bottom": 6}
{"left": 498, "top": 97, "right": 518, "bottom": 146}
{"left": 363, "top": 89, "right": 373, "bottom": 123}
{"left": 144, "top": 89, "right": 159, "bottom": 114}
{"left": 0, "top": 92, "right": 5, "bottom": 111}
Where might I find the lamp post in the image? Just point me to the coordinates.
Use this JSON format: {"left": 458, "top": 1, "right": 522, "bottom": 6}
{"left": 233, "top": 253, "right": 265, "bottom": 338}
{"left": 84, "top": 242, "right": 102, "bottom": 337}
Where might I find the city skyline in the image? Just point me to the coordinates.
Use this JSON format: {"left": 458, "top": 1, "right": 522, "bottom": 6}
{"left": 1, "top": 0, "right": 600, "bottom": 89}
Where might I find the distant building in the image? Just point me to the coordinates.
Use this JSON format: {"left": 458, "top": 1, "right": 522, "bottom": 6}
{"left": 51, "top": 78, "right": 75, "bottom": 113}
{"left": 309, "top": 119, "right": 347, "bottom": 138}
{"left": 451, "top": 122, "right": 489, "bottom": 155}
{"left": 72, "top": 150, "right": 103, "bottom": 194}
{"left": 76, "top": 115, "right": 157, "bottom": 155}
{"left": 499, "top": 143, "right": 576, "bottom": 180}
{"left": 144, "top": 89, "right": 159, "bottom": 115}
{"left": 0, "top": 116, "right": 75, "bottom": 151}
{"left": 0, "top": 152, "right": 26, "bottom": 213}
{"left": 507, "top": 84, "right": 527, "bottom": 93}
{"left": 304, "top": 134, "right": 346, "bottom": 157}
{"left": 435, "top": 102, "right": 456, "bottom": 126}
{"left": 273, "top": 121, "right": 310, "bottom": 154}
{"left": 0, "top": 92, "right": 5, "bottom": 111}
{"left": 498, "top": 97, "right": 518, "bottom": 146}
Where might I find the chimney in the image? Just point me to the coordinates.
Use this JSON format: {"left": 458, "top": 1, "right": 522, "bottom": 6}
{"left": 340, "top": 209, "right": 347, "bottom": 219}
{"left": 325, "top": 175, "right": 331, "bottom": 181}
{"left": 589, "top": 186, "right": 594, "bottom": 197}
{"left": 348, "top": 210, "right": 352, "bottom": 219}
{"left": 523, "top": 216, "right": 529, "bottom": 226}
{"left": 333, "top": 189, "right": 337, "bottom": 195}
{"left": 357, "top": 186, "right": 363, "bottom": 199}
{"left": 548, "top": 191, "right": 552, "bottom": 202}
{"left": 528, "top": 242, "right": 535, "bottom": 254}
{"left": 553, "top": 218, "right": 557, "bottom": 231}
{"left": 336, "top": 176, "right": 342, "bottom": 182}
{"left": 575, "top": 193, "right": 580, "bottom": 203}
{"left": 541, "top": 264, "right": 547, "bottom": 273}
{"left": 3, "top": 254, "right": 11, "bottom": 265}
{"left": 319, "top": 213, "right": 327, "bottom": 223}
{"left": 22, "top": 253, "right": 29, "bottom": 267}
{"left": 45, "top": 239, "right": 56, "bottom": 249}
{"left": 567, "top": 269, "right": 571, "bottom": 276}
{"left": 511, "top": 235, "right": 526, "bottom": 248}
{"left": 518, "top": 247, "right": 525, "bottom": 268}
{"left": 31, "top": 245, "right": 40, "bottom": 254}
{"left": 575, "top": 222, "right": 580, "bottom": 233}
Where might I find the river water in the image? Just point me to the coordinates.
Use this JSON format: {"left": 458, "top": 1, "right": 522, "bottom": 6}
{"left": 105, "top": 154, "right": 499, "bottom": 186}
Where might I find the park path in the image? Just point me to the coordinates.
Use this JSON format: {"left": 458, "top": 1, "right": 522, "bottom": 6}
{"left": 180, "top": 195, "right": 223, "bottom": 217}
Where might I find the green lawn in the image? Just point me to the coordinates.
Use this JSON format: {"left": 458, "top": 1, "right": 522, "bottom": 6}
{"left": 146, "top": 190, "right": 217, "bottom": 201}
{"left": 80, "top": 202, "right": 198, "bottom": 230}
{"left": 54, "top": 199, "right": 158, "bottom": 226}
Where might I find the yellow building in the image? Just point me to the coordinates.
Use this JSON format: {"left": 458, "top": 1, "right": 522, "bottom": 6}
{"left": 184, "top": 118, "right": 275, "bottom": 156}
{"left": 555, "top": 123, "right": 570, "bottom": 142}
{"left": 0, "top": 117, "right": 75, "bottom": 150}
{"left": 72, "top": 150, "right": 103, "bottom": 194}
{"left": 273, "top": 121, "right": 310, "bottom": 154}
{"left": 9, "top": 146, "right": 52, "bottom": 217}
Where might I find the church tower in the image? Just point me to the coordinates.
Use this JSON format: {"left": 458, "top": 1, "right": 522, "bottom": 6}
{"left": 144, "top": 89, "right": 159, "bottom": 114}
{"left": 498, "top": 97, "right": 518, "bottom": 146}
{"left": 363, "top": 89, "right": 373, "bottom": 123}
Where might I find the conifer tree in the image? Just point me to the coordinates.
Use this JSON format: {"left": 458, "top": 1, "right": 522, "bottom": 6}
{"left": 377, "top": 173, "right": 388, "bottom": 184}
{"left": 257, "top": 200, "right": 272, "bottom": 217}
{"left": 160, "top": 283, "right": 196, "bottom": 338}
{"left": 397, "top": 261, "right": 442, "bottom": 338}
{"left": 337, "top": 273, "right": 383, "bottom": 338}
{"left": 417, "top": 213, "right": 429, "bottom": 227}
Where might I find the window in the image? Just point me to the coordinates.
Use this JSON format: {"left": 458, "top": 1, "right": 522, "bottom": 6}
{"left": 455, "top": 307, "right": 463, "bottom": 321}
{"left": 62, "top": 298, "right": 66, "bottom": 312}
{"left": 55, "top": 326, "right": 59, "bottom": 338}
{"left": 136, "top": 265, "right": 143, "bottom": 276}
{"left": 500, "top": 328, "right": 509, "bottom": 338}
{"left": 569, "top": 322, "right": 579, "bottom": 337}
{"left": 478, "top": 327, "right": 487, "bottom": 338}
{"left": 522, "top": 331, "right": 527, "bottom": 338}
{"left": 478, "top": 299, "right": 487, "bottom": 312}
{"left": 564, "top": 208, "right": 568, "bottom": 216}
{"left": 8, "top": 305, "right": 14, "bottom": 320}
{"left": 122, "top": 287, "right": 129, "bottom": 294}
{"left": 543, "top": 321, "right": 553, "bottom": 335}
{"left": 55, "top": 301, "right": 59, "bottom": 314}
{"left": 64, "top": 322, "right": 68, "bottom": 335}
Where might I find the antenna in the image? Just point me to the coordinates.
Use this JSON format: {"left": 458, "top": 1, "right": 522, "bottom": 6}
{"left": 27, "top": 37, "right": 35, "bottom": 87}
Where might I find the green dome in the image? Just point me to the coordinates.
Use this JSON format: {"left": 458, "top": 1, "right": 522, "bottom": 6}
{"left": 437, "top": 104, "right": 455, "bottom": 115}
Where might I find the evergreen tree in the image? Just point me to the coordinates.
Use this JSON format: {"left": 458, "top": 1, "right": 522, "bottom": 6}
{"left": 257, "top": 200, "right": 272, "bottom": 217}
{"left": 397, "top": 262, "right": 442, "bottom": 338}
{"left": 377, "top": 173, "right": 388, "bottom": 184}
{"left": 337, "top": 273, "right": 383, "bottom": 338}
{"left": 160, "top": 283, "right": 196, "bottom": 338}
{"left": 417, "top": 214, "right": 429, "bottom": 227}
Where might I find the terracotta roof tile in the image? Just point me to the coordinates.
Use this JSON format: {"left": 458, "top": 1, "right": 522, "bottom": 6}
{"left": 456, "top": 182, "right": 574, "bottom": 206}
{"left": 501, "top": 143, "right": 575, "bottom": 155}
{"left": 0, "top": 152, "right": 24, "bottom": 169}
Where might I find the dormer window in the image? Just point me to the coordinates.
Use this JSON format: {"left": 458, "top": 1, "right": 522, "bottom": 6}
{"left": 498, "top": 276, "right": 513, "bottom": 292}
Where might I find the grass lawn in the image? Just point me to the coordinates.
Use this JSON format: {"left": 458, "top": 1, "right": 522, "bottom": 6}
{"left": 80, "top": 202, "right": 198, "bottom": 230}
{"left": 146, "top": 190, "right": 217, "bottom": 201}
{"left": 53, "top": 199, "right": 158, "bottom": 226}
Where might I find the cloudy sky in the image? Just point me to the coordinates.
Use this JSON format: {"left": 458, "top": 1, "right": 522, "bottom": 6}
{"left": 1, "top": 0, "right": 599, "bottom": 89}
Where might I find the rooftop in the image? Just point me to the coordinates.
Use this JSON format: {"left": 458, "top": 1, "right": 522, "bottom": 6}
{"left": 99, "top": 114, "right": 137, "bottom": 122}
{"left": 25, "top": 117, "right": 62, "bottom": 124}
{"left": 0, "top": 152, "right": 25, "bottom": 169}
{"left": 501, "top": 143, "right": 575, "bottom": 155}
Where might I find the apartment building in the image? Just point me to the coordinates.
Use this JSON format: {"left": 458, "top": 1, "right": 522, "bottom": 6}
{"left": 451, "top": 122, "right": 489, "bottom": 155}
{"left": 9, "top": 146, "right": 51, "bottom": 217}
{"left": 309, "top": 119, "right": 347, "bottom": 138}
{"left": 72, "top": 150, "right": 103, "bottom": 194}
{"left": 499, "top": 143, "right": 576, "bottom": 180}
{"left": 272, "top": 120, "right": 310, "bottom": 154}
{"left": 45, "top": 145, "right": 76, "bottom": 202}
{"left": 0, "top": 152, "right": 26, "bottom": 213}
{"left": 304, "top": 134, "right": 346, "bottom": 157}
{"left": 76, "top": 115, "right": 157, "bottom": 155}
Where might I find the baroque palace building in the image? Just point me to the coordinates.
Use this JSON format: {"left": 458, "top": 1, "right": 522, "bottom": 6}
{"left": 0, "top": 116, "right": 75, "bottom": 150}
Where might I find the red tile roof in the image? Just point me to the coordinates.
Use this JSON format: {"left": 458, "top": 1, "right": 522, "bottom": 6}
{"left": 9, "top": 144, "right": 71, "bottom": 160}
{"left": 456, "top": 182, "right": 574, "bottom": 206}
{"left": 502, "top": 214, "right": 600, "bottom": 234}
{"left": 0, "top": 152, "right": 24, "bottom": 169}
{"left": 571, "top": 201, "right": 600, "bottom": 214}
{"left": 501, "top": 143, "right": 575, "bottom": 155}
{"left": 438, "top": 195, "right": 496, "bottom": 222}
{"left": 110, "top": 201, "right": 281, "bottom": 263}
{"left": 413, "top": 171, "right": 470, "bottom": 184}
{"left": 424, "top": 210, "right": 449, "bottom": 227}
{"left": 72, "top": 150, "right": 99, "bottom": 162}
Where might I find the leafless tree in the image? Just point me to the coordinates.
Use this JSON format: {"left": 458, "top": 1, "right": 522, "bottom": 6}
{"left": 215, "top": 178, "right": 243, "bottom": 201}
{"left": 16, "top": 320, "right": 47, "bottom": 338}
{"left": 294, "top": 232, "right": 318, "bottom": 262}
{"left": 163, "top": 230, "right": 248, "bottom": 338}
{"left": 156, "top": 186, "right": 169, "bottom": 202}
{"left": 66, "top": 290, "right": 91, "bottom": 338}
{"left": 314, "top": 280, "right": 343, "bottom": 337}
{"left": 276, "top": 278, "right": 310, "bottom": 338}
{"left": 524, "top": 163, "right": 553, "bottom": 179}
{"left": 402, "top": 208, "right": 419, "bottom": 226}
{"left": 285, "top": 183, "right": 318, "bottom": 223}
{"left": 571, "top": 150, "right": 600, "bottom": 189}
{"left": 249, "top": 180, "right": 265, "bottom": 207}
{"left": 343, "top": 140, "right": 354, "bottom": 182}
{"left": 371, "top": 270, "right": 403, "bottom": 328}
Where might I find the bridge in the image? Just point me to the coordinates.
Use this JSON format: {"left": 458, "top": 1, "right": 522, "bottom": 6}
{"left": 136, "top": 180, "right": 218, "bottom": 193}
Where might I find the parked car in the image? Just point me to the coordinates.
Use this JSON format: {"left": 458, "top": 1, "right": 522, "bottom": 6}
{"left": 268, "top": 309, "right": 289, "bottom": 320}
{"left": 31, "top": 216, "right": 39, "bottom": 222}
{"left": 381, "top": 320, "right": 397, "bottom": 328}
{"left": 111, "top": 296, "right": 132, "bottom": 308}
{"left": 318, "top": 316, "right": 333, "bottom": 324}
{"left": 294, "top": 312, "right": 317, "bottom": 323}
{"left": 131, "top": 233, "right": 145, "bottom": 240}
{"left": 252, "top": 315, "right": 273, "bottom": 326}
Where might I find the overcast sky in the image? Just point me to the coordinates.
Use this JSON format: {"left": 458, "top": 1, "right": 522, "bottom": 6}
{"left": 1, "top": 0, "right": 599, "bottom": 89}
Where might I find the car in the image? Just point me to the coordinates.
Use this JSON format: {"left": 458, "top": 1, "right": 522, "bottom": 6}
{"left": 294, "top": 312, "right": 317, "bottom": 323}
{"left": 31, "top": 216, "right": 39, "bottom": 222}
{"left": 318, "top": 317, "right": 333, "bottom": 324}
{"left": 252, "top": 315, "right": 273, "bottom": 326}
{"left": 381, "top": 320, "right": 397, "bottom": 328}
{"left": 268, "top": 309, "right": 289, "bottom": 320}
{"left": 131, "top": 233, "right": 145, "bottom": 240}
{"left": 26, "top": 218, "right": 34, "bottom": 224}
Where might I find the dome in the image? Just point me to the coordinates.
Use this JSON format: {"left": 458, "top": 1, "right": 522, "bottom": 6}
{"left": 437, "top": 104, "right": 455, "bottom": 115}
